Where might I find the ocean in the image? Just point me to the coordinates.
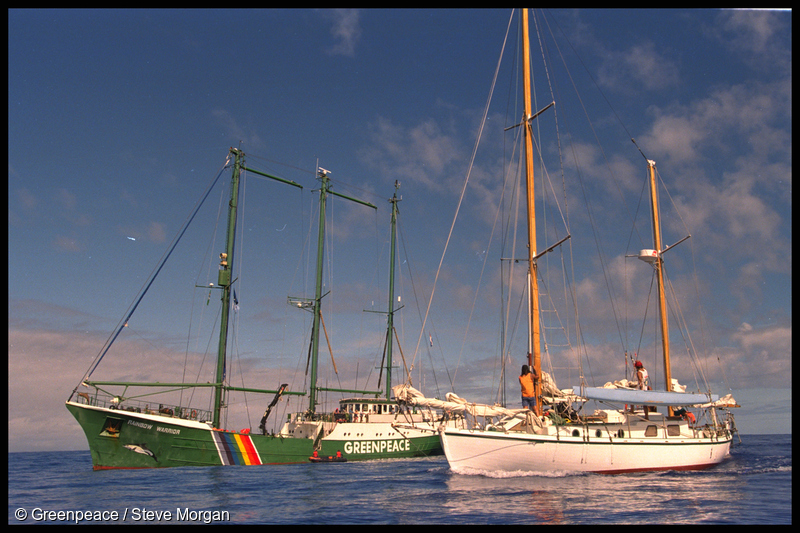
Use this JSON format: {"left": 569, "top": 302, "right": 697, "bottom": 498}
{"left": 8, "top": 434, "right": 791, "bottom": 524}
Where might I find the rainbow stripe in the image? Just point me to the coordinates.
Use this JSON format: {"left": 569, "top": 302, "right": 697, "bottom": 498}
{"left": 212, "top": 431, "right": 262, "bottom": 465}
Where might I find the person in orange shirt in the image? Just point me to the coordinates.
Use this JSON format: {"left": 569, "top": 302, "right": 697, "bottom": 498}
{"left": 519, "top": 365, "right": 537, "bottom": 410}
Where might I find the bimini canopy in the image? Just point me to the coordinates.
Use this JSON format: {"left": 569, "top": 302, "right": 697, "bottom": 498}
{"left": 573, "top": 385, "right": 718, "bottom": 407}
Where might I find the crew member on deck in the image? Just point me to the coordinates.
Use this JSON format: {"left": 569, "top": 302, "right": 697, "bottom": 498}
{"left": 634, "top": 360, "right": 650, "bottom": 390}
{"left": 519, "top": 365, "right": 537, "bottom": 410}
{"left": 634, "top": 360, "right": 650, "bottom": 420}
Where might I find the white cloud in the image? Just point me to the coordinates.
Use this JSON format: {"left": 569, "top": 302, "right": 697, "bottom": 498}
{"left": 597, "top": 41, "right": 680, "bottom": 92}
{"left": 715, "top": 9, "right": 792, "bottom": 65}
{"left": 321, "top": 9, "right": 362, "bottom": 57}
{"left": 360, "top": 116, "right": 465, "bottom": 193}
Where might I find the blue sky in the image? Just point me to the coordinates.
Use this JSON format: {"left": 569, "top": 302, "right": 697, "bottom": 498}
{"left": 8, "top": 9, "right": 791, "bottom": 451}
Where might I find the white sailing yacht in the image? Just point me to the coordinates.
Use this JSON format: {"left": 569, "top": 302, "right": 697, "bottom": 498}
{"left": 434, "top": 9, "right": 738, "bottom": 475}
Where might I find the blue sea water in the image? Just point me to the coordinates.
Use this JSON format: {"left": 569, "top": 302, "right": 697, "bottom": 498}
{"left": 8, "top": 434, "right": 791, "bottom": 524}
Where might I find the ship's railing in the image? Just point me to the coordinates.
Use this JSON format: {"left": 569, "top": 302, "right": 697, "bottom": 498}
{"left": 74, "top": 390, "right": 212, "bottom": 423}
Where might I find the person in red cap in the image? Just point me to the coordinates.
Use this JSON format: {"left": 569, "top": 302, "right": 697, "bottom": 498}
{"left": 633, "top": 360, "right": 651, "bottom": 420}
{"left": 634, "top": 360, "right": 649, "bottom": 391}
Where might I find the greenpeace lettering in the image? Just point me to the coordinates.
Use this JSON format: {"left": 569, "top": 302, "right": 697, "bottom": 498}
{"left": 343, "top": 439, "right": 410, "bottom": 455}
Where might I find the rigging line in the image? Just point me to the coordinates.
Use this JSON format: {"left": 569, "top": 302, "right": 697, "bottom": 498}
{"left": 535, "top": 11, "right": 584, "bottom": 379}
{"left": 187, "top": 303, "right": 222, "bottom": 411}
{"left": 328, "top": 176, "right": 383, "bottom": 205}
{"left": 541, "top": 12, "right": 654, "bottom": 352}
{"left": 229, "top": 168, "right": 253, "bottom": 426}
{"left": 564, "top": 115, "right": 628, "bottom": 354}
{"left": 685, "top": 223, "right": 731, "bottom": 393}
{"left": 663, "top": 264, "right": 714, "bottom": 393}
{"left": 489, "top": 174, "right": 517, "bottom": 403}
{"left": 181, "top": 184, "right": 228, "bottom": 406}
{"left": 528, "top": 13, "right": 571, "bottom": 238}
{"left": 542, "top": 10, "right": 647, "bottom": 243}
{"left": 289, "top": 191, "right": 316, "bottom": 308}
{"left": 618, "top": 176, "right": 652, "bottom": 365}
{"left": 453, "top": 129, "right": 513, "bottom": 392}
{"left": 78, "top": 157, "right": 232, "bottom": 386}
{"left": 454, "top": 197, "right": 495, "bottom": 386}
{"left": 534, "top": 10, "right": 570, "bottom": 230}
{"left": 412, "top": 9, "right": 516, "bottom": 370}
{"left": 665, "top": 273, "right": 705, "bottom": 391}
{"left": 635, "top": 270, "right": 656, "bottom": 362}
{"left": 397, "top": 215, "right": 450, "bottom": 397}
{"left": 543, "top": 10, "right": 649, "bottom": 164}
{"left": 498, "top": 130, "right": 524, "bottom": 402}
{"left": 242, "top": 151, "right": 317, "bottom": 176}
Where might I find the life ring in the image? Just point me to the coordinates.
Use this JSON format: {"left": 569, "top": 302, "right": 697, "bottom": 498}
{"left": 191, "top": 410, "right": 197, "bottom": 419}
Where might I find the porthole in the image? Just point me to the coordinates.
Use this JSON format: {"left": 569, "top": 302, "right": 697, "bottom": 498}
{"left": 572, "top": 429, "right": 580, "bottom": 437}
{"left": 595, "top": 429, "right": 603, "bottom": 438}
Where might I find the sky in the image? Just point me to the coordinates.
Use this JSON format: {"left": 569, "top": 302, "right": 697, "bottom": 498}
{"left": 8, "top": 9, "right": 791, "bottom": 452}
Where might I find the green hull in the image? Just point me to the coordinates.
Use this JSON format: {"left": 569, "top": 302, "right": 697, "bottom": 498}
{"left": 318, "top": 434, "right": 442, "bottom": 461}
{"left": 67, "top": 402, "right": 313, "bottom": 469}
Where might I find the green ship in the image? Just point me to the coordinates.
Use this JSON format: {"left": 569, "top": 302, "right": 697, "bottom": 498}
{"left": 68, "top": 149, "right": 450, "bottom": 469}
{"left": 277, "top": 177, "right": 450, "bottom": 461}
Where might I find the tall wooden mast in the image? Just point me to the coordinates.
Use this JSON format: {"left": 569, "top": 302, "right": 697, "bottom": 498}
{"left": 646, "top": 160, "right": 673, "bottom": 416}
{"left": 522, "top": 9, "right": 542, "bottom": 416}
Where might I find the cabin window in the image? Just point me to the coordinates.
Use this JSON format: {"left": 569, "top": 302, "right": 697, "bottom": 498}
{"left": 617, "top": 429, "right": 625, "bottom": 438}
{"left": 100, "top": 417, "right": 123, "bottom": 438}
{"left": 667, "top": 425, "right": 681, "bottom": 436}
{"left": 572, "top": 429, "right": 580, "bottom": 437}
{"left": 644, "top": 425, "right": 658, "bottom": 437}
{"left": 595, "top": 429, "right": 603, "bottom": 438}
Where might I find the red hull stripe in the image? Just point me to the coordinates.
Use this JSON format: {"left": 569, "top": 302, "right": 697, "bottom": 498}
{"left": 594, "top": 462, "right": 719, "bottom": 475}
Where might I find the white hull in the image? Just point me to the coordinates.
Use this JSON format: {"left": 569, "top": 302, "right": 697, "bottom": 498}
{"left": 440, "top": 415, "right": 732, "bottom": 475}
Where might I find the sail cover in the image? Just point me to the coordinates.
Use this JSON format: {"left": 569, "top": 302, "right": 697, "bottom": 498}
{"left": 393, "top": 384, "right": 526, "bottom": 418}
{"left": 573, "top": 385, "right": 718, "bottom": 406}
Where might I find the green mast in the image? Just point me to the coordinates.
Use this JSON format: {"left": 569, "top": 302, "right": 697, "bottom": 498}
{"left": 306, "top": 167, "right": 376, "bottom": 414}
{"left": 307, "top": 168, "right": 329, "bottom": 414}
{"left": 212, "top": 148, "right": 304, "bottom": 428}
{"left": 212, "top": 148, "right": 243, "bottom": 429}
{"left": 384, "top": 181, "right": 401, "bottom": 398}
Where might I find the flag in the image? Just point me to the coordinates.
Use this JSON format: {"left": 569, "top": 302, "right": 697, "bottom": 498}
{"left": 429, "top": 334, "right": 433, "bottom": 347}
{"left": 233, "top": 290, "right": 239, "bottom": 312}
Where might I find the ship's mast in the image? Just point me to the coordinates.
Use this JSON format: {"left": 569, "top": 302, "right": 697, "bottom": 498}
{"left": 212, "top": 148, "right": 243, "bottom": 428}
{"left": 306, "top": 168, "right": 376, "bottom": 414}
{"left": 522, "top": 9, "right": 542, "bottom": 416}
{"left": 306, "top": 168, "right": 329, "bottom": 413}
{"left": 384, "top": 181, "right": 401, "bottom": 398}
{"left": 646, "top": 159, "right": 674, "bottom": 416}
